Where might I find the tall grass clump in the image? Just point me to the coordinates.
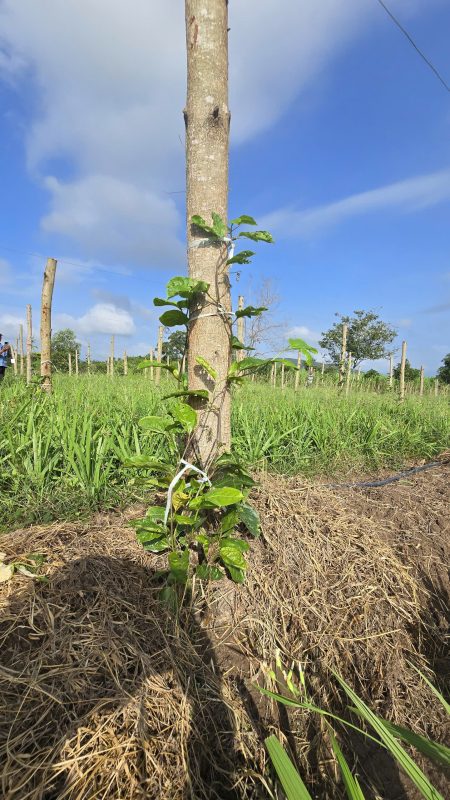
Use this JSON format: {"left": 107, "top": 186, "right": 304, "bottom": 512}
{"left": 0, "top": 374, "right": 448, "bottom": 529}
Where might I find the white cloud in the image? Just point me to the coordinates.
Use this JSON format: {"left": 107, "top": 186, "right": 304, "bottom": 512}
{"left": 0, "top": 259, "right": 12, "bottom": 287}
{"left": 398, "top": 318, "right": 412, "bottom": 327}
{"left": 262, "top": 168, "right": 450, "bottom": 238}
{"left": 287, "top": 325, "right": 321, "bottom": 344}
{"left": 42, "top": 175, "right": 184, "bottom": 267}
{"left": 0, "top": 0, "right": 440, "bottom": 263}
{"left": 55, "top": 303, "right": 136, "bottom": 336}
{"left": 0, "top": 312, "right": 25, "bottom": 339}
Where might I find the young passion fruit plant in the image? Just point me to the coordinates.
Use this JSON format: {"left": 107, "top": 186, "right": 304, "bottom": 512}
{"left": 124, "top": 214, "right": 317, "bottom": 604}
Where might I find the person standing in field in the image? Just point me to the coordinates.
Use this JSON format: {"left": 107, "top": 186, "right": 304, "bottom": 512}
{"left": 0, "top": 335, "right": 11, "bottom": 382}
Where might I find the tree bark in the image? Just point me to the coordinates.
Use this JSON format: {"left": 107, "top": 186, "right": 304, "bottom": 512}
{"left": 419, "top": 366, "right": 424, "bottom": 396}
{"left": 338, "top": 323, "right": 348, "bottom": 387}
{"left": 185, "top": 0, "right": 231, "bottom": 468}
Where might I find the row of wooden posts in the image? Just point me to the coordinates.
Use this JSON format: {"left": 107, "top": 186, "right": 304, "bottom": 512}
{"left": 9, "top": 273, "right": 441, "bottom": 400}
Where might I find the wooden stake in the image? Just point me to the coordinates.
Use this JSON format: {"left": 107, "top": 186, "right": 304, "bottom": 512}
{"left": 419, "top": 366, "right": 424, "bottom": 396}
{"left": 321, "top": 360, "right": 325, "bottom": 384}
{"left": 155, "top": 326, "right": 163, "bottom": 387}
{"left": 26, "top": 305, "right": 32, "bottom": 385}
{"left": 270, "top": 363, "right": 275, "bottom": 387}
{"left": 13, "top": 340, "right": 18, "bottom": 376}
{"left": 388, "top": 354, "right": 393, "bottom": 388}
{"left": 19, "top": 324, "right": 24, "bottom": 376}
{"left": 338, "top": 323, "right": 348, "bottom": 387}
{"left": 294, "top": 351, "right": 302, "bottom": 390}
{"left": 68, "top": 352, "right": 72, "bottom": 376}
{"left": 39, "top": 257, "right": 57, "bottom": 393}
{"left": 399, "top": 341, "right": 406, "bottom": 402}
{"left": 236, "top": 295, "right": 245, "bottom": 362}
{"left": 75, "top": 348, "right": 79, "bottom": 377}
{"left": 150, "top": 347, "right": 155, "bottom": 381}
{"left": 124, "top": 351, "right": 128, "bottom": 376}
{"left": 87, "top": 343, "right": 91, "bottom": 374}
{"left": 110, "top": 336, "right": 115, "bottom": 378}
{"left": 345, "top": 352, "right": 352, "bottom": 396}
{"left": 281, "top": 362, "right": 285, "bottom": 390}
{"left": 434, "top": 379, "right": 439, "bottom": 397}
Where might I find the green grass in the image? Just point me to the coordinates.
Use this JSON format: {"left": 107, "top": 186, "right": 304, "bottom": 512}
{"left": 0, "top": 374, "right": 448, "bottom": 530}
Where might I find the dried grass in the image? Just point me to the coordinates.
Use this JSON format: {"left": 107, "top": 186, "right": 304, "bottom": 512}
{"left": 1, "top": 466, "right": 449, "bottom": 799}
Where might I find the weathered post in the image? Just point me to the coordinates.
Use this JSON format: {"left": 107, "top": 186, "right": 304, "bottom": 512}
{"left": 68, "top": 352, "right": 72, "bottom": 376}
{"left": 123, "top": 350, "right": 128, "bottom": 376}
{"left": 87, "top": 343, "right": 91, "bottom": 374}
{"left": 75, "top": 349, "right": 79, "bottom": 377}
{"left": 281, "top": 361, "right": 285, "bottom": 390}
{"left": 270, "top": 363, "right": 275, "bottom": 387}
{"left": 185, "top": 0, "right": 231, "bottom": 466}
{"left": 388, "top": 354, "right": 393, "bottom": 388}
{"left": 110, "top": 336, "right": 115, "bottom": 378}
{"left": 345, "top": 352, "right": 352, "bottom": 396}
{"left": 434, "top": 379, "right": 439, "bottom": 397}
{"left": 150, "top": 347, "right": 155, "bottom": 381}
{"left": 419, "top": 366, "right": 424, "bottom": 396}
{"left": 40, "top": 257, "right": 57, "bottom": 394}
{"left": 338, "top": 322, "right": 348, "bottom": 387}
{"left": 321, "top": 360, "right": 325, "bottom": 384}
{"left": 155, "top": 326, "right": 163, "bottom": 387}
{"left": 294, "top": 351, "right": 302, "bottom": 391}
{"left": 19, "top": 324, "right": 24, "bottom": 376}
{"left": 399, "top": 341, "right": 407, "bottom": 402}
{"left": 13, "top": 340, "right": 18, "bottom": 376}
{"left": 26, "top": 305, "right": 32, "bottom": 385}
{"left": 236, "top": 295, "right": 245, "bottom": 362}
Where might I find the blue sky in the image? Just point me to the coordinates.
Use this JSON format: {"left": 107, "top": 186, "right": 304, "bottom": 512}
{"left": 0, "top": 0, "right": 449, "bottom": 373}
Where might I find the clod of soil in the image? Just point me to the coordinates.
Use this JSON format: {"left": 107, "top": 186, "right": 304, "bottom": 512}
{"left": 0, "top": 463, "right": 448, "bottom": 799}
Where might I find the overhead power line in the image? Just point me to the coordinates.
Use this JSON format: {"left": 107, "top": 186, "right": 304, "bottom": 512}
{"left": 375, "top": 0, "right": 449, "bottom": 92}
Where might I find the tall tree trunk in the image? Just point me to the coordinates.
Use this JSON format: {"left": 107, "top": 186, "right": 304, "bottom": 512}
{"left": 185, "top": 0, "right": 231, "bottom": 468}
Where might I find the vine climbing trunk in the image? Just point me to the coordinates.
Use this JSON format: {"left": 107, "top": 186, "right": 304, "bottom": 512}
{"left": 185, "top": 0, "right": 231, "bottom": 468}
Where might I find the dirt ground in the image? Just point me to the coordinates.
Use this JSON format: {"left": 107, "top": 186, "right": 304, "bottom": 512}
{"left": 0, "top": 459, "right": 448, "bottom": 799}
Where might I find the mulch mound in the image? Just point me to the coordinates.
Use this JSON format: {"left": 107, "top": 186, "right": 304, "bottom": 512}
{"left": 0, "top": 462, "right": 448, "bottom": 799}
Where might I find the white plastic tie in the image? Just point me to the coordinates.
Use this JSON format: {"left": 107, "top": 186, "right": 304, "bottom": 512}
{"left": 164, "top": 459, "right": 211, "bottom": 527}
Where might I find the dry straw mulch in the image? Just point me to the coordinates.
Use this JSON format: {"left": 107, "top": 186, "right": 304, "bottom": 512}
{"left": 0, "top": 464, "right": 448, "bottom": 799}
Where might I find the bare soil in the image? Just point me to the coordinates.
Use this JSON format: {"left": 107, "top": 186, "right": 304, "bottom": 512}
{"left": 0, "top": 460, "right": 448, "bottom": 799}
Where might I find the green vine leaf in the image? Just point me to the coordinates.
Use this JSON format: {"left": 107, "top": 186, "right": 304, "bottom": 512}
{"left": 195, "top": 356, "right": 217, "bottom": 380}
{"left": 226, "top": 565, "right": 246, "bottom": 584}
{"left": 189, "top": 486, "right": 243, "bottom": 510}
{"left": 211, "top": 212, "right": 228, "bottom": 238}
{"left": 171, "top": 403, "right": 197, "bottom": 433}
{"left": 227, "top": 250, "right": 255, "bottom": 266}
{"left": 159, "top": 309, "right": 189, "bottom": 327}
{"left": 138, "top": 415, "right": 173, "bottom": 433}
{"left": 230, "top": 215, "right": 257, "bottom": 226}
{"left": 220, "top": 542, "right": 247, "bottom": 569}
{"left": 237, "top": 503, "right": 260, "bottom": 538}
{"left": 238, "top": 230, "right": 274, "bottom": 243}
{"left": 167, "top": 276, "right": 210, "bottom": 299}
{"left": 168, "top": 549, "right": 190, "bottom": 584}
{"left": 235, "top": 305, "right": 267, "bottom": 319}
{"left": 191, "top": 215, "right": 220, "bottom": 238}
{"left": 162, "top": 389, "right": 209, "bottom": 401}
{"left": 196, "top": 564, "right": 224, "bottom": 581}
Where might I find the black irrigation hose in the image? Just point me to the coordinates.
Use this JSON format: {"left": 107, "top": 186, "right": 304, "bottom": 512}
{"left": 324, "top": 460, "right": 448, "bottom": 490}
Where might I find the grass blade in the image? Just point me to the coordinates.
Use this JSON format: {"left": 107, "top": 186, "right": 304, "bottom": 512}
{"left": 328, "top": 729, "right": 366, "bottom": 799}
{"left": 265, "top": 735, "right": 313, "bottom": 799}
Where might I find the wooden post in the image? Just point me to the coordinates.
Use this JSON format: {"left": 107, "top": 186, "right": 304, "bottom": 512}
{"left": 87, "top": 343, "right": 91, "bottom": 374}
{"left": 75, "top": 349, "right": 79, "bottom": 377}
{"left": 321, "top": 360, "right": 325, "bottom": 384}
{"left": 273, "top": 361, "right": 277, "bottom": 387}
{"left": 434, "top": 379, "right": 439, "bottom": 397}
{"left": 294, "top": 351, "right": 302, "bottom": 390}
{"left": 338, "top": 322, "right": 348, "bottom": 387}
{"left": 281, "top": 362, "right": 285, "bottom": 390}
{"left": 399, "top": 341, "right": 406, "bottom": 402}
{"left": 419, "top": 366, "right": 424, "bottom": 396}
{"left": 345, "top": 352, "right": 352, "bottom": 396}
{"left": 19, "top": 324, "right": 24, "bottom": 376}
{"left": 68, "top": 352, "right": 72, "bottom": 376}
{"left": 236, "top": 295, "right": 245, "bottom": 362}
{"left": 270, "top": 363, "right": 275, "bottom": 387}
{"left": 388, "top": 354, "right": 393, "bottom": 388}
{"left": 110, "top": 336, "right": 115, "bottom": 378}
{"left": 150, "top": 347, "right": 155, "bottom": 381}
{"left": 12, "top": 340, "right": 18, "bottom": 376}
{"left": 26, "top": 305, "right": 32, "bottom": 385}
{"left": 40, "top": 257, "right": 57, "bottom": 394}
{"left": 124, "top": 351, "right": 128, "bottom": 376}
{"left": 155, "top": 326, "right": 163, "bottom": 387}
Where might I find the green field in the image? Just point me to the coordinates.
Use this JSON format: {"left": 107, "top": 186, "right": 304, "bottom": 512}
{"left": 0, "top": 374, "right": 448, "bottom": 530}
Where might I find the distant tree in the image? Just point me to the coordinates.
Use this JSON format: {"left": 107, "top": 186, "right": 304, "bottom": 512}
{"left": 162, "top": 331, "right": 186, "bottom": 362}
{"left": 363, "top": 369, "right": 380, "bottom": 379}
{"left": 319, "top": 310, "right": 396, "bottom": 368}
{"left": 245, "top": 278, "right": 286, "bottom": 354}
{"left": 393, "top": 359, "right": 420, "bottom": 382}
{"left": 437, "top": 353, "right": 450, "bottom": 384}
{"left": 51, "top": 329, "right": 81, "bottom": 372}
